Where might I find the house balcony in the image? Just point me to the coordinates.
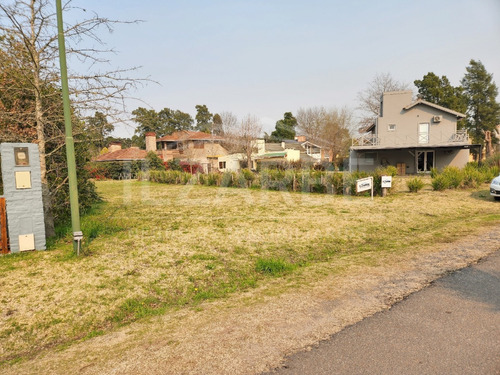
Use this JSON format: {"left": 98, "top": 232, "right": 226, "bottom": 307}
{"left": 351, "top": 130, "right": 470, "bottom": 150}
{"left": 352, "top": 134, "right": 380, "bottom": 147}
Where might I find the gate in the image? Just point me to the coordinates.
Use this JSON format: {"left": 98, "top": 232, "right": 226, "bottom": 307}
{"left": 0, "top": 197, "right": 8, "bottom": 254}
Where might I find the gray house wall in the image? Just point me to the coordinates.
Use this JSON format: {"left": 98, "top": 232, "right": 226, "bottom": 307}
{"left": 377, "top": 91, "right": 460, "bottom": 147}
{"left": 350, "top": 91, "right": 471, "bottom": 174}
{"left": 350, "top": 148, "right": 470, "bottom": 174}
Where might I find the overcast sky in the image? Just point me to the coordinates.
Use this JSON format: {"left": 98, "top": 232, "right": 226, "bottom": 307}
{"left": 72, "top": 0, "right": 500, "bottom": 137}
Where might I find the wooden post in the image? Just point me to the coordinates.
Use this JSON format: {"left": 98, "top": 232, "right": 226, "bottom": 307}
{"left": 0, "top": 198, "right": 8, "bottom": 254}
{"left": 382, "top": 187, "right": 387, "bottom": 197}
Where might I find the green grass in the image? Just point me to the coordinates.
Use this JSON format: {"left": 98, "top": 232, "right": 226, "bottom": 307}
{"left": 0, "top": 180, "right": 499, "bottom": 364}
{"left": 255, "top": 258, "right": 297, "bottom": 276}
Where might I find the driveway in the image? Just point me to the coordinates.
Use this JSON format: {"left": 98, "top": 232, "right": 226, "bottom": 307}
{"left": 264, "top": 251, "right": 500, "bottom": 375}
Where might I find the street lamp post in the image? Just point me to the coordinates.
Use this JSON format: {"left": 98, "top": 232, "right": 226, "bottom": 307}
{"left": 55, "top": 0, "right": 83, "bottom": 254}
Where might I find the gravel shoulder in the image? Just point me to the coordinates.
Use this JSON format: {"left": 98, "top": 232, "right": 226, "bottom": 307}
{"left": 3, "top": 225, "right": 500, "bottom": 375}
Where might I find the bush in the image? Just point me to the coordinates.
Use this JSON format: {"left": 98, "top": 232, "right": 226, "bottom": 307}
{"left": 431, "top": 175, "right": 448, "bottom": 191}
{"left": 407, "top": 177, "right": 424, "bottom": 193}
{"left": 166, "top": 158, "right": 182, "bottom": 171}
{"left": 441, "top": 166, "right": 463, "bottom": 189}
{"left": 145, "top": 151, "right": 166, "bottom": 171}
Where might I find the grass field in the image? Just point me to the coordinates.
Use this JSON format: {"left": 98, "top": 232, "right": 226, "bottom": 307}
{"left": 0, "top": 179, "right": 499, "bottom": 364}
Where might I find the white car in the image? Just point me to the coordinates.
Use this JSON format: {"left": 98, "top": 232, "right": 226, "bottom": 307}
{"left": 491, "top": 174, "right": 500, "bottom": 201}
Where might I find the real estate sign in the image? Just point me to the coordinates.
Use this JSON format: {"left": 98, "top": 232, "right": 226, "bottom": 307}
{"left": 356, "top": 176, "right": 374, "bottom": 200}
{"left": 356, "top": 176, "right": 373, "bottom": 193}
{"left": 381, "top": 175, "right": 392, "bottom": 188}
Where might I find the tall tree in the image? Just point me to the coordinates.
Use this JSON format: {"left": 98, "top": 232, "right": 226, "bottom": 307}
{"left": 195, "top": 104, "right": 213, "bottom": 133}
{"left": 414, "top": 72, "right": 467, "bottom": 114}
{"left": 84, "top": 111, "right": 114, "bottom": 155}
{"left": 269, "top": 112, "right": 297, "bottom": 142}
{"left": 461, "top": 60, "right": 500, "bottom": 145}
{"left": 212, "top": 113, "right": 223, "bottom": 135}
{"left": 357, "top": 73, "right": 410, "bottom": 130}
{"left": 132, "top": 107, "right": 194, "bottom": 145}
{"left": 0, "top": 0, "right": 143, "bottom": 235}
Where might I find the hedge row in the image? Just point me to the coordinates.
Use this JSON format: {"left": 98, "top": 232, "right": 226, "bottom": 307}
{"left": 431, "top": 164, "right": 499, "bottom": 191}
{"left": 137, "top": 166, "right": 398, "bottom": 196}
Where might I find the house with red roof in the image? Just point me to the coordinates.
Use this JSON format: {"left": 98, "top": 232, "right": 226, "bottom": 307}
{"left": 96, "top": 131, "right": 229, "bottom": 173}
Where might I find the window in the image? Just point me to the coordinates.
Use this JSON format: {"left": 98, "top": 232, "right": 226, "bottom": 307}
{"left": 418, "top": 123, "right": 430, "bottom": 144}
{"left": 166, "top": 142, "right": 177, "bottom": 150}
{"left": 219, "top": 161, "right": 226, "bottom": 170}
{"left": 388, "top": 124, "right": 396, "bottom": 131}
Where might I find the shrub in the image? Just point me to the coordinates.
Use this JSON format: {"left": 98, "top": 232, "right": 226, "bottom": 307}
{"left": 407, "top": 177, "right": 424, "bottom": 193}
{"left": 145, "top": 151, "right": 166, "bottom": 171}
{"left": 431, "top": 175, "right": 448, "bottom": 191}
{"left": 441, "top": 166, "right": 463, "bottom": 189}
{"left": 166, "top": 159, "right": 182, "bottom": 171}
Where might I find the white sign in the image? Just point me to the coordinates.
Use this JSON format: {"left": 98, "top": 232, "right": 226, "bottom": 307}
{"left": 381, "top": 175, "right": 392, "bottom": 188}
{"left": 356, "top": 177, "right": 373, "bottom": 193}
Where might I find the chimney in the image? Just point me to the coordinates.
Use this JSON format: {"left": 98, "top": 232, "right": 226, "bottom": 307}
{"left": 145, "top": 132, "right": 157, "bottom": 152}
{"left": 295, "top": 135, "right": 306, "bottom": 143}
{"left": 108, "top": 142, "right": 122, "bottom": 153}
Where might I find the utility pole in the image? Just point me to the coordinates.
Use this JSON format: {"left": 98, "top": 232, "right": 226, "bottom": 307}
{"left": 56, "top": 0, "right": 83, "bottom": 254}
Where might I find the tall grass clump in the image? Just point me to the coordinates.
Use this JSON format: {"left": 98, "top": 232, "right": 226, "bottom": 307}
{"left": 407, "top": 177, "right": 424, "bottom": 192}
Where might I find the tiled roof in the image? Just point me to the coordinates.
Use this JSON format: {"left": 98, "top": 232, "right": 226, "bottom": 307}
{"left": 157, "top": 131, "right": 224, "bottom": 142}
{"left": 403, "top": 99, "right": 466, "bottom": 118}
{"left": 95, "top": 147, "right": 148, "bottom": 161}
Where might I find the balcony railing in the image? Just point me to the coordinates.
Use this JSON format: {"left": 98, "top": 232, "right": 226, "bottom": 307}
{"left": 352, "top": 129, "right": 470, "bottom": 148}
{"left": 449, "top": 129, "right": 469, "bottom": 143}
{"left": 352, "top": 134, "right": 380, "bottom": 147}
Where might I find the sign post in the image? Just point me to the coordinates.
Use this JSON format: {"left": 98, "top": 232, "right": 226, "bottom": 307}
{"left": 356, "top": 176, "right": 374, "bottom": 200}
{"left": 381, "top": 175, "right": 392, "bottom": 197}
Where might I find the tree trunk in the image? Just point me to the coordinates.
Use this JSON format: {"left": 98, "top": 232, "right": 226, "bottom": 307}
{"left": 31, "top": 1, "right": 55, "bottom": 237}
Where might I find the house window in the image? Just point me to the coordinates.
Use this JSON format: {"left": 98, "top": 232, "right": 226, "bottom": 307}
{"left": 418, "top": 123, "right": 430, "bottom": 144}
{"left": 388, "top": 124, "right": 396, "bottom": 131}
{"left": 194, "top": 141, "right": 204, "bottom": 149}
{"left": 166, "top": 142, "right": 177, "bottom": 150}
{"left": 219, "top": 161, "right": 226, "bottom": 170}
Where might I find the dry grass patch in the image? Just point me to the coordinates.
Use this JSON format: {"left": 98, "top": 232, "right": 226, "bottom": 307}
{"left": 0, "top": 180, "right": 498, "bottom": 364}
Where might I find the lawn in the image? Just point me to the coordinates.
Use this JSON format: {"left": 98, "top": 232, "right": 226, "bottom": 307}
{"left": 0, "top": 180, "right": 498, "bottom": 364}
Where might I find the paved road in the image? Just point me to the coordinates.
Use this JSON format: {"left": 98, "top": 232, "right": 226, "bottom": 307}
{"left": 263, "top": 251, "right": 500, "bottom": 375}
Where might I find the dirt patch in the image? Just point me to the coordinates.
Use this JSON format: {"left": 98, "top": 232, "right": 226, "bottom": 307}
{"left": 3, "top": 225, "right": 499, "bottom": 375}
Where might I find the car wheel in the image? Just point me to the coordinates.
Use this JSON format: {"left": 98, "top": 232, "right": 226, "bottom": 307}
{"left": 495, "top": 197, "right": 500, "bottom": 201}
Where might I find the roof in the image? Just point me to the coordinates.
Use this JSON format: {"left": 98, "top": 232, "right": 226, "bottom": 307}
{"left": 403, "top": 99, "right": 466, "bottom": 119}
{"left": 95, "top": 147, "right": 148, "bottom": 161}
{"left": 157, "top": 131, "right": 224, "bottom": 142}
{"left": 282, "top": 141, "right": 306, "bottom": 151}
{"left": 265, "top": 143, "right": 285, "bottom": 152}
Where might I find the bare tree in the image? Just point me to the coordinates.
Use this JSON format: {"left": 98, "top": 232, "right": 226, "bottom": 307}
{"left": 297, "top": 106, "right": 354, "bottom": 167}
{"left": 223, "top": 114, "right": 262, "bottom": 169}
{"left": 357, "top": 73, "right": 411, "bottom": 130}
{"left": 296, "top": 107, "right": 327, "bottom": 141}
{"left": 0, "top": 0, "right": 145, "bottom": 235}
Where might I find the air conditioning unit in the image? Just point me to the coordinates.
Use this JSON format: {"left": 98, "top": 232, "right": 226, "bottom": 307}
{"left": 433, "top": 115, "right": 442, "bottom": 123}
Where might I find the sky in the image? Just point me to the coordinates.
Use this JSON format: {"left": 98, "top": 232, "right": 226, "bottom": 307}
{"left": 69, "top": 0, "right": 500, "bottom": 137}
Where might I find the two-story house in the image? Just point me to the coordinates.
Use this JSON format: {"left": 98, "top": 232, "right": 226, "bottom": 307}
{"left": 156, "top": 131, "right": 228, "bottom": 172}
{"left": 350, "top": 91, "right": 479, "bottom": 174}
